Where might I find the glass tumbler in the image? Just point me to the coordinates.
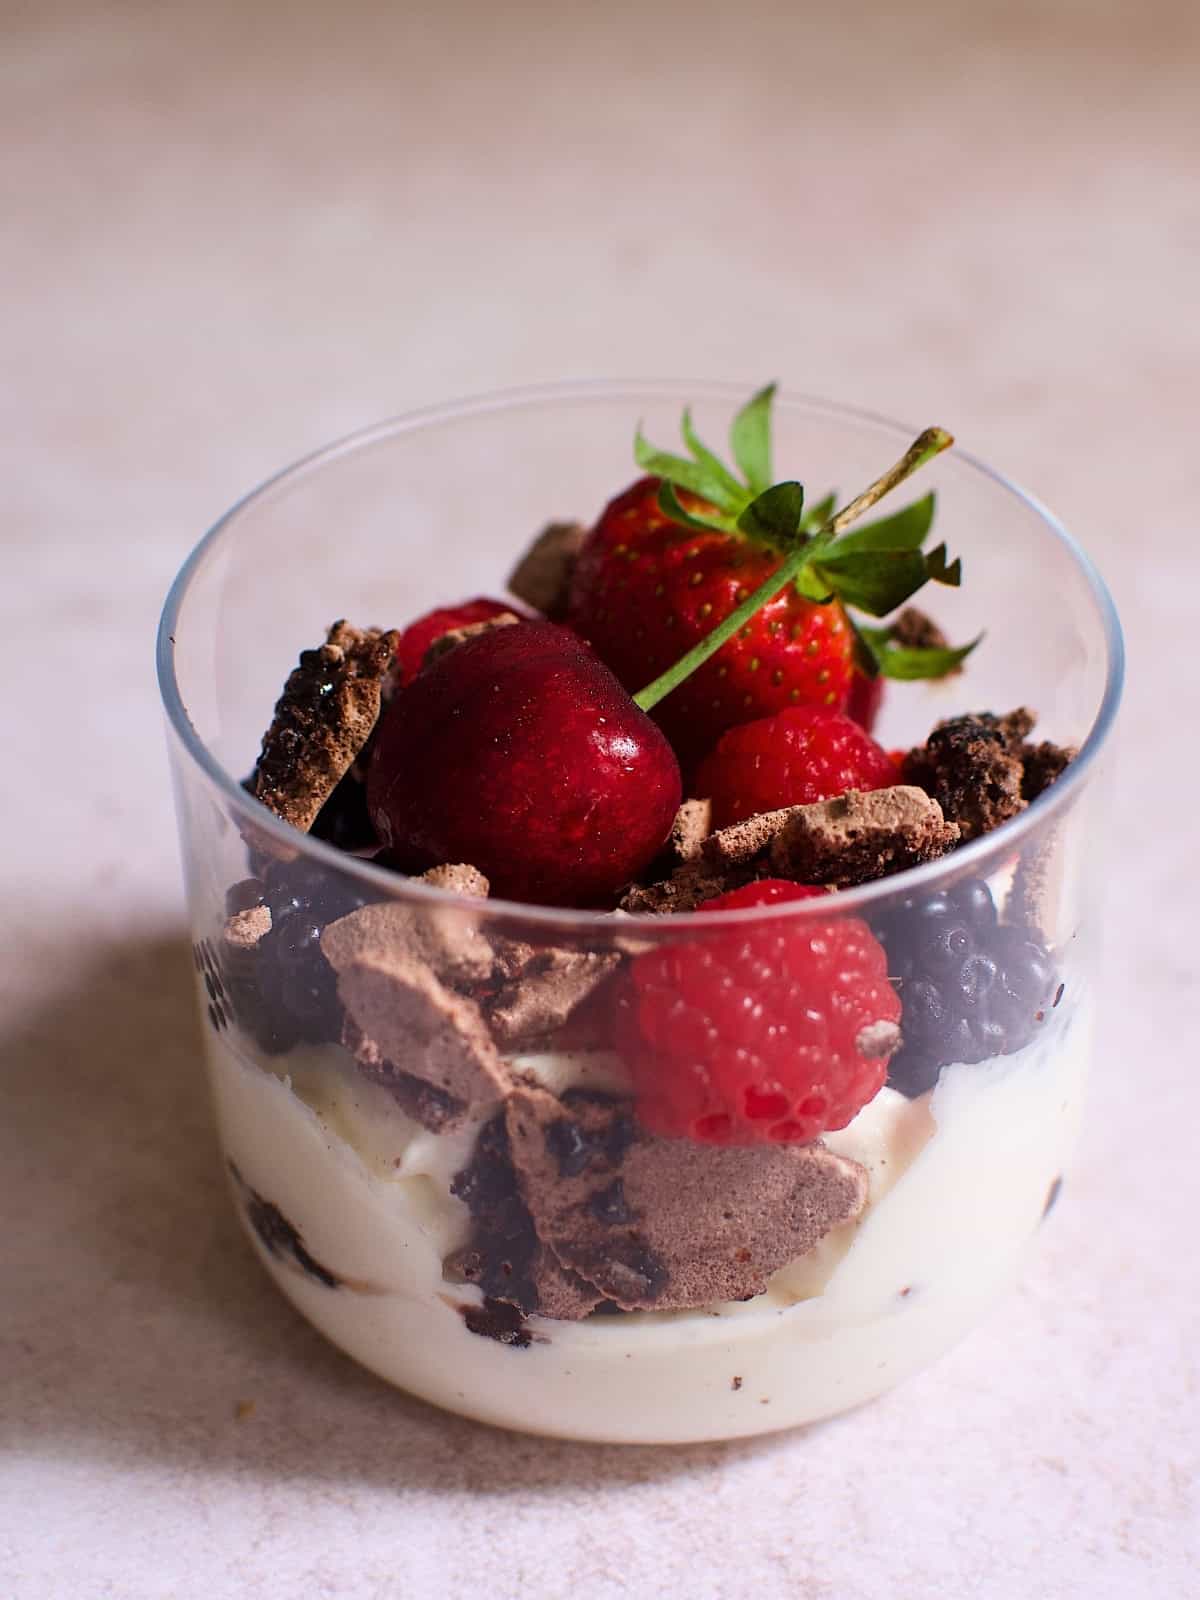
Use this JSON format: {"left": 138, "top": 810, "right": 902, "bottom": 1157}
{"left": 158, "top": 383, "right": 1123, "bottom": 1444}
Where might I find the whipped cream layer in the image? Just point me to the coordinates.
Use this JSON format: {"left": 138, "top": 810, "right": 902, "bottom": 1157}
{"left": 204, "top": 996, "right": 1090, "bottom": 1444}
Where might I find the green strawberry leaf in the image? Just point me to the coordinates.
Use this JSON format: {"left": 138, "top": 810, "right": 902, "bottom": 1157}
{"left": 634, "top": 429, "right": 742, "bottom": 516}
{"left": 800, "top": 490, "right": 837, "bottom": 531}
{"left": 857, "top": 623, "right": 982, "bottom": 679}
{"left": 926, "top": 542, "right": 962, "bottom": 586}
{"left": 822, "top": 492, "right": 936, "bottom": 557}
{"left": 850, "top": 619, "right": 881, "bottom": 678}
{"left": 680, "top": 408, "right": 745, "bottom": 504}
{"left": 729, "top": 383, "right": 776, "bottom": 496}
{"left": 795, "top": 567, "right": 836, "bottom": 604}
{"left": 655, "top": 481, "right": 730, "bottom": 534}
{"left": 735, "top": 480, "right": 805, "bottom": 546}
{"left": 809, "top": 548, "right": 933, "bottom": 616}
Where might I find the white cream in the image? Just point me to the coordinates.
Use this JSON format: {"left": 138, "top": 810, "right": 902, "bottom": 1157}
{"left": 204, "top": 1003, "right": 1091, "bottom": 1445}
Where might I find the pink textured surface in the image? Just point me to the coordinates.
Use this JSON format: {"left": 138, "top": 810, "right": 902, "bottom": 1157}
{"left": 3, "top": 0, "right": 1197, "bottom": 1594}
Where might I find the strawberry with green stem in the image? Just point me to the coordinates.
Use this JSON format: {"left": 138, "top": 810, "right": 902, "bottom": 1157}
{"left": 568, "top": 385, "right": 976, "bottom": 764}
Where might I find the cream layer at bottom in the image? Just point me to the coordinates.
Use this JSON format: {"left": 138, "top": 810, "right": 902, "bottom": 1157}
{"left": 205, "top": 1002, "right": 1092, "bottom": 1445}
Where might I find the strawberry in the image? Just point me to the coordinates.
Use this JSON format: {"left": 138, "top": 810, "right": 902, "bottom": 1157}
{"left": 845, "top": 669, "right": 885, "bottom": 733}
{"left": 568, "top": 386, "right": 975, "bottom": 764}
{"left": 617, "top": 879, "right": 900, "bottom": 1144}
{"left": 695, "top": 705, "right": 901, "bottom": 827}
{"left": 569, "top": 476, "right": 856, "bottom": 764}
{"left": 394, "top": 597, "right": 514, "bottom": 685}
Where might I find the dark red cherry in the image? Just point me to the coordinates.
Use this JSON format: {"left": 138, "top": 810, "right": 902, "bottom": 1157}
{"left": 366, "top": 621, "right": 682, "bottom": 906}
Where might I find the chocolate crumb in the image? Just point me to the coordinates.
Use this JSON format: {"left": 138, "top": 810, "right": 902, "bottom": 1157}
{"left": 769, "top": 787, "right": 959, "bottom": 887}
{"left": 230, "top": 1163, "right": 343, "bottom": 1289}
{"left": 856, "top": 1020, "right": 902, "bottom": 1058}
{"left": 459, "top": 1297, "right": 533, "bottom": 1348}
{"left": 252, "top": 620, "right": 399, "bottom": 833}
{"left": 222, "top": 904, "right": 272, "bottom": 954}
{"left": 507, "top": 521, "right": 586, "bottom": 619}
{"left": 1022, "top": 740, "right": 1077, "bottom": 801}
{"left": 619, "top": 859, "right": 741, "bottom": 915}
{"left": 418, "top": 862, "right": 491, "bottom": 899}
{"left": 888, "top": 606, "right": 954, "bottom": 657}
{"left": 669, "top": 798, "right": 713, "bottom": 863}
{"left": 902, "top": 709, "right": 1034, "bottom": 842}
{"left": 731, "top": 1376, "right": 743, "bottom": 1392}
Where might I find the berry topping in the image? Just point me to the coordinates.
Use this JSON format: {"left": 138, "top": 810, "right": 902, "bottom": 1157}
{"left": 568, "top": 386, "right": 970, "bottom": 762}
{"left": 222, "top": 858, "right": 375, "bottom": 1054}
{"left": 366, "top": 620, "right": 683, "bottom": 906}
{"left": 393, "top": 597, "right": 515, "bottom": 685}
{"left": 617, "top": 879, "right": 900, "bottom": 1145}
{"left": 845, "top": 669, "right": 885, "bottom": 733}
{"left": 569, "top": 474, "right": 860, "bottom": 762}
{"left": 873, "top": 878, "right": 1058, "bottom": 1097}
{"left": 694, "top": 704, "right": 900, "bottom": 827}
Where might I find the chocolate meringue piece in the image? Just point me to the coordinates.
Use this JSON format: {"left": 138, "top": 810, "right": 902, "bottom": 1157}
{"left": 344, "top": 1018, "right": 468, "bottom": 1132}
{"left": 506, "top": 521, "right": 586, "bottom": 619}
{"left": 321, "top": 918, "right": 509, "bottom": 1118}
{"left": 322, "top": 874, "right": 493, "bottom": 987}
{"left": 486, "top": 949, "right": 621, "bottom": 1046}
{"left": 446, "top": 1110, "right": 601, "bottom": 1319}
{"left": 252, "top": 620, "right": 399, "bottom": 832}
{"left": 767, "top": 787, "right": 959, "bottom": 886}
{"left": 505, "top": 1084, "right": 869, "bottom": 1313}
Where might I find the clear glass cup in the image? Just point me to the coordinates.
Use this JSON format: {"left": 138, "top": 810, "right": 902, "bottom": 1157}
{"left": 158, "top": 383, "right": 1123, "bottom": 1444}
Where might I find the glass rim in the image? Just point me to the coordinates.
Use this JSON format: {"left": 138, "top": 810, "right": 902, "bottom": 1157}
{"left": 156, "top": 379, "right": 1126, "bottom": 931}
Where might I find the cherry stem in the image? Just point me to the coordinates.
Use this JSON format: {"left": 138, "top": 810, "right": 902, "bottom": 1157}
{"left": 632, "top": 427, "right": 954, "bottom": 713}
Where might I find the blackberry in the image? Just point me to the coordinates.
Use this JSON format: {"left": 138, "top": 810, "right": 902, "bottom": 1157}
{"left": 310, "top": 769, "right": 378, "bottom": 851}
{"left": 223, "top": 858, "right": 376, "bottom": 1055}
{"left": 874, "top": 878, "right": 1058, "bottom": 1097}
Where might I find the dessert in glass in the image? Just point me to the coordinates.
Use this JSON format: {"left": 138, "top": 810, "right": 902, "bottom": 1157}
{"left": 158, "top": 383, "right": 1122, "bottom": 1443}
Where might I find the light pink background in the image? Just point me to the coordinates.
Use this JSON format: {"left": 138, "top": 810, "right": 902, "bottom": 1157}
{"left": 3, "top": 1, "right": 1196, "bottom": 1595}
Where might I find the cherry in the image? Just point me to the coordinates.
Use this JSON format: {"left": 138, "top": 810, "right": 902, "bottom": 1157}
{"left": 367, "top": 621, "right": 682, "bottom": 906}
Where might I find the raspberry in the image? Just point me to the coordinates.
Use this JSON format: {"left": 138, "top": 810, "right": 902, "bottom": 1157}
{"left": 618, "top": 880, "right": 900, "bottom": 1145}
{"left": 694, "top": 705, "right": 900, "bottom": 828}
{"left": 394, "top": 597, "right": 513, "bottom": 685}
